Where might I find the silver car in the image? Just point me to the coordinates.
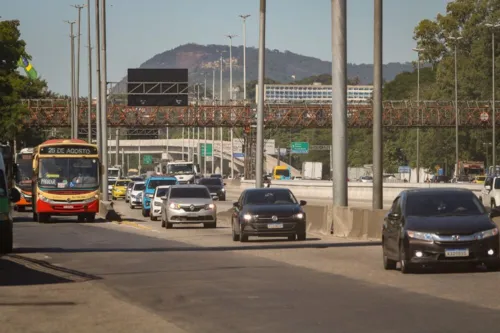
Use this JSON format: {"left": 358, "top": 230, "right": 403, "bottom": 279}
{"left": 128, "top": 181, "right": 145, "bottom": 209}
{"left": 161, "top": 185, "right": 217, "bottom": 229}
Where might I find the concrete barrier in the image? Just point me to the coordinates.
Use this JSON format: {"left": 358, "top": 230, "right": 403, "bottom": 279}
{"left": 239, "top": 180, "right": 483, "bottom": 202}
{"left": 98, "top": 200, "right": 121, "bottom": 221}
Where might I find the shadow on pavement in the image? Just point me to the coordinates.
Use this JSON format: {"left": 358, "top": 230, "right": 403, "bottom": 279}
{"left": 14, "top": 240, "right": 379, "bottom": 254}
{"left": 0, "top": 255, "right": 101, "bottom": 286}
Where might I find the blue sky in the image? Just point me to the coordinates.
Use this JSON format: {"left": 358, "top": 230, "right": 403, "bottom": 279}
{"left": 3, "top": 0, "right": 449, "bottom": 95}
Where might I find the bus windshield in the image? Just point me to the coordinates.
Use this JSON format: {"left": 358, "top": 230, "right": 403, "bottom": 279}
{"left": 16, "top": 160, "right": 33, "bottom": 190}
{"left": 38, "top": 158, "right": 99, "bottom": 189}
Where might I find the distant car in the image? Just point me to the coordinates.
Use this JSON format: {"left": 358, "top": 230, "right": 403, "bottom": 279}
{"left": 150, "top": 185, "right": 171, "bottom": 221}
{"left": 125, "top": 182, "right": 135, "bottom": 203}
{"left": 231, "top": 188, "right": 307, "bottom": 242}
{"left": 198, "top": 177, "right": 226, "bottom": 201}
{"left": 128, "top": 181, "right": 145, "bottom": 209}
{"left": 111, "top": 179, "right": 131, "bottom": 200}
{"left": 382, "top": 188, "right": 500, "bottom": 274}
{"left": 161, "top": 185, "right": 217, "bottom": 229}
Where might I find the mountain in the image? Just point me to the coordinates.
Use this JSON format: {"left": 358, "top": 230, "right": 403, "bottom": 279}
{"left": 111, "top": 43, "right": 414, "bottom": 100}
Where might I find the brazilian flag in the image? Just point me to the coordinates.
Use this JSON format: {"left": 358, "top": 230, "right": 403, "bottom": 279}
{"left": 17, "top": 56, "right": 38, "bottom": 80}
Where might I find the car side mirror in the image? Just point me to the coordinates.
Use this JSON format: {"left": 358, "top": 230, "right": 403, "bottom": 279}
{"left": 9, "top": 188, "right": 21, "bottom": 203}
{"left": 299, "top": 200, "right": 307, "bottom": 206}
{"left": 485, "top": 185, "right": 492, "bottom": 190}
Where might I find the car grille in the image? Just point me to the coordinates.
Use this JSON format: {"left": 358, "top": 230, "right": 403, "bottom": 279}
{"left": 180, "top": 206, "right": 204, "bottom": 212}
{"left": 256, "top": 214, "right": 296, "bottom": 222}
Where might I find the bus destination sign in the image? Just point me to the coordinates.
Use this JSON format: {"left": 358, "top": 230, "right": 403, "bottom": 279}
{"left": 40, "top": 145, "right": 98, "bottom": 155}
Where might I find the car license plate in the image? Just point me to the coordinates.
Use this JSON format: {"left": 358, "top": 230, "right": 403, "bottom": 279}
{"left": 267, "top": 223, "right": 283, "bottom": 229}
{"left": 445, "top": 249, "right": 469, "bottom": 257}
{"left": 63, "top": 205, "right": 74, "bottom": 209}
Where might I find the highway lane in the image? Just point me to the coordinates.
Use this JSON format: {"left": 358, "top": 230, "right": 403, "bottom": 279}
{"left": 9, "top": 212, "right": 500, "bottom": 333}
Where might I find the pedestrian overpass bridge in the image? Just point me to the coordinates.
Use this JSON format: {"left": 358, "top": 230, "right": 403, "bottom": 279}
{"left": 106, "top": 139, "right": 301, "bottom": 177}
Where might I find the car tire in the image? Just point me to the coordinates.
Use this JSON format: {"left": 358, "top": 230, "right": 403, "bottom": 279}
{"left": 399, "top": 247, "right": 413, "bottom": 274}
{"left": 239, "top": 233, "right": 248, "bottom": 242}
{"left": 165, "top": 220, "right": 173, "bottom": 229}
{"left": 161, "top": 218, "right": 165, "bottom": 228}
{"left": 383, "top": 254, "right": 397, "bottom": 270}
{"left": 297, "top": 231, "right": 306, "bottom": 241}
{"left": 38, "top": 213, "right": 50, "bottom": 223}
{"left": 86, "top": 214, "right": 96, "bottom": 222}
{"left": 151, "top": 215, "right": 157, "bottom": 221}
{"left": 0, "top": 224, "right": 13, "bottom": 254}
{"left": 125, "top": 199, "right": 129, "bottom": 203}
{"left": 77, "top": 215, "right": 86, "bottom": 222}
{"left": 129, "top": 204, "right": 134, "bottom": 209}
{"left": 142, "top": 209, "right": 149, "bottom": 217}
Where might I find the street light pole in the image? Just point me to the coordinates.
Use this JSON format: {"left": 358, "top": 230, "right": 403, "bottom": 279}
{"left": 64, "top": 20, "right": 76, "bottom": 138}
{"left": 219, "top": 52, "right": 224, "bottom": 175}
{"left": 239, "top": 14, "right": 250, "bottom": 101}
{"left": 212, "top": 68, "right": 215, "bottom": 174}
{"left": 373, "top": 0, "right": 383, "bottom": 209}
{"left": 99, "top": 0, "right": 109, "bottom": 201}
{"left": 225, "top": 34, "right": 238, "bottom": 179}
{"left": 256, "top": 0, "right": 266, "bottom": 188}
{"left": 94, "top": 0, "right": 102, "bottom": 161}
{"left": 486, "top": 22, "right": 500, "bottom": 171}
{"left": 412, "top": 47, "right": 424, "bottom": 183}
{"left": 86, "top": 0, "right": 92, "bottom": 143}
{"left": 72, "top": 4, "right": 86, "bottom": 138}
{"left": 447, "top": 35, "right": 462, "bottom": 178}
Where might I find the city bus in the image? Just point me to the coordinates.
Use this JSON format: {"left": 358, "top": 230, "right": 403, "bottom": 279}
{"left": 15, "top": 147, "right": 34, "bottom": 212}
{"left": 32, "top": 139, "right": 100, "bottom": 223}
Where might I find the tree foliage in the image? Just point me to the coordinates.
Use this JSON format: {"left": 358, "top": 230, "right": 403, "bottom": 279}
{"left": 0, "top": 20, "right": 49, "bottom": 145}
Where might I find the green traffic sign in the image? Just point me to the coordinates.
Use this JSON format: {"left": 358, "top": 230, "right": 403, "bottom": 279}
{"left": 142, "top": 155, "right": 153, "bottom": 165}
{"left": 200, "top": 143, "right": 213, "bottom": 157}
{"left": 291, "top": 142, "right": 309, "bottom": 154}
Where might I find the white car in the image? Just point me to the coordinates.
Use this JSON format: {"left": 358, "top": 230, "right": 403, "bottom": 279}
{"left": 150, "top": 185, "right": 171, "bottom": 221}
{"left": 128, "top": 181, "right": 145, "bottom": 209}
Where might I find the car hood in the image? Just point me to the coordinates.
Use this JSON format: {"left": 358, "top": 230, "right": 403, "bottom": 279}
{"left": 243, "top": 204, "right": 301, "bottom": 215}
{"left": 406, "top": 214, "right": 496, "bottom": 235}
{"left": 169, "top": 198, "right": 213, "bottom": 205}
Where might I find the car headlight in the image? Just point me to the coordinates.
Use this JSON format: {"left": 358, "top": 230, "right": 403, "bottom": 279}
{"left": 205, "top": 203, "right": 215, "bottom": 210}
{"left": 294, "top": 213, "right": 304, "bottom": 219}
{"left": 474, "top": 228, "right": 499, "bottom": 240}
{"left": 170, "top": 203, "right": 180, "bottom": 209}
{"left": 154, "top": 201, "right": 162, "bottom": 207}
{"left": 221, "top": 188, "right": 225, "bottom": 192}
{"left": 243, "top": 214, "right": 253, "bottom": 221}
{"left": 81, "top": 196, "right": 97, "bottom": 204}
{"left": 406, "top": 230, "right": 435, "bottom": 241}
{"left": 38, "top": 195, "right": 49, "bottom": 203}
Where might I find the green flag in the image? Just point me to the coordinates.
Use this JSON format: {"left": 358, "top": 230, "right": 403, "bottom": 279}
{"left": 18, "top": 56, "right": 38, "bottom": 80}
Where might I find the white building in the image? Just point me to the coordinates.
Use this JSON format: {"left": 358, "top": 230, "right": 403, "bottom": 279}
{"left": 256, "top": 83, "right": 373, "bottom": 104}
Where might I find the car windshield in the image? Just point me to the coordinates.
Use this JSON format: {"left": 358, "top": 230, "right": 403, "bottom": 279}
{"left": 133, "top": 183, "right": 145, "bottom": 191}
{"left": 170, "top": 187, "right": 210, "bottom": 199}
{"left": 167, "top": 164, "right": 194, "bottom": 174}
{"left": 108, "top": 169, "right": 120, "bottom": 178}
{"left": 155, "top": 187, "right": 170, "bottom": 197}
{"left": 147, "top": 179, "right": 177, "bottom": 189}
{"left": 39, "top": 158, "right": 99, "bottom": 189}
{"left": 275, "top": 169, "right": 290, "bottom": 177}
{"left": 198, "top": 178, "right": 222, "bottom": 185}
{"left": 115, "top": 181, "right": 129, "bottom": 187}
{"left": 406, "top": 192, "right": 486, "bottom": 217}
{"left": 245, "top": 190, "right": 297, "bottom": 205}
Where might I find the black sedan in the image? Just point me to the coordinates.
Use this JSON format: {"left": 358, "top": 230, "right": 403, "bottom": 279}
{"left": 382, "top": 188, "right": 500, "bottom": 273}
{"left": 198, "top": 177, "right": 226, "bottom": 201}
{"left": 231, "top": 188, "right": 307, "bottom": 242}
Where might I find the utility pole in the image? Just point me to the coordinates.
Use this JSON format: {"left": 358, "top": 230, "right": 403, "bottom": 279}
{"left": 256, "top": 0, "right": 266, "bottom": 188}
{"left": 239, "top": 15, "right": 251, "bottom": 101}
{"left": 486, "top": 22, "right": 500, "bottom": 171}
{"left": 203, "top": 73, "right": 207, "bottom": 100}
{"left": 413, "top": 47, "right": 424, "bottom": 183}
{"left": 212, "top": 67, "right": 216, "bottom": 174}
{"left": 99, "top": 0, "right": 109, "bottom": 201}
{"left": 331, "top": 0, "right": 347, "bottom": 206}
{"left": 86, "top": 0, "right": 92, "bottom": 143}
{"left": 72, "top": 4, "right": 86, "bottom": 137}
{"left": 219, "top": 51, "right": 224, "bottom": 174}
{"left": 94, "top": 0, "right": 102, "bottom": 161}
{"left": 64, "top": 20, "right": 76, "bottom": 138}
{"left": 373, "top": 0, "right": 383, "bottom": 209}
{"left": 447, "top": 35, "right": 463, "bottom": 178}
{"left": 225, "top": 34, "right": 238, "bottom": 179}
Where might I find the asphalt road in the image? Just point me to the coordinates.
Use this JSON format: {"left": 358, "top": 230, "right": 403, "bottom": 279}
{"left": 4, "top": 194, "right": 500, "bottom": 332}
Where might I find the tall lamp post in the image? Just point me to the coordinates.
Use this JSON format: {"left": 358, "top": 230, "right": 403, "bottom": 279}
{"left": 412, "top": 47, "right": 424, "bottom": 183}
{"left": 486, "top": 22, "right": 500, "bottom": 170}
{"left": 225, "top": 34, "right": 238, "bottom": 179}
{"left": 239, "top": 15, "right": 250, "bottom": 101}
{"left": 64, "top": 20, "right": 76, "bottom": 138}
{"left": 447, "top": 35, "right": 463, "bottom": 178}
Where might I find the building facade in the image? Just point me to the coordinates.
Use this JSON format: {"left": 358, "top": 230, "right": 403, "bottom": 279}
{"left": 256, "top": 83, "right": 373, "bottom": 104}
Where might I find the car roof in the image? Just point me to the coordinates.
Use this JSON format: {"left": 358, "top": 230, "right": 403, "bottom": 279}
{"left": 404, "top": 188, "right": 473, "bottom": 195}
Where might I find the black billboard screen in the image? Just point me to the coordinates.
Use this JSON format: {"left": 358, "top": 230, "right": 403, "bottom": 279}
{"left": 127, "top": 68, "right": 188, "bottom": 107}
